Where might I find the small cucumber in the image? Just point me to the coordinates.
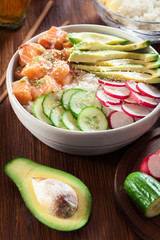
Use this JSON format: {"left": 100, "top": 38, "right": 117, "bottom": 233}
{"left": 62, "top": 110, "right": 80, "bottom": 131}
{"left": 124, "top": 172, "right": 160, "bottom": 217}
{"left": 62, "top": 88, "right": 82, "bottom": 110}
{"left": 70, "top": 90, "right": 102, "bottom": 117}
{"left": 32, "top": 95, "right": 52, "bottom": 125}
{"left": 50, "top": 105, "right": 66, "bottom": 129}
{"left": 42, "top": 91, "right": 62, "bottom": 118}
{"left": 78, "top": 106, "right": 108, "bottom": 131}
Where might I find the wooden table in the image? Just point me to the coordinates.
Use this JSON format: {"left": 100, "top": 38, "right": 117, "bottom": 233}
{"left": 1, "top": 0, "right": 160, "bottom": 239}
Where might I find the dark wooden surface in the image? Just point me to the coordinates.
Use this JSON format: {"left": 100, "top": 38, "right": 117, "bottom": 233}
{"left": 1, "top": 0, "right": 160, "bottom": 239}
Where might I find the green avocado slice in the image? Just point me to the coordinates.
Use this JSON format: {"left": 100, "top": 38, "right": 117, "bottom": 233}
{"left": 4, "top": 157, "right": 92, "bottom": 231}
{"left": 68, "top": 32, "right": 128, "bottom": 45}
{"left": 68, "top": 50, "right": 158, "bottom": 63}
{"left": 92, "top": 71, "right": 160, "bottom": 83}
{"left": 95, "top": 59, "right": 160, "bottom": 69}
{"left": 71, "top": 64, "right": 160, "bottom": 76}
{"left": 72, "top": 40, "right": 151, "bottom": 51}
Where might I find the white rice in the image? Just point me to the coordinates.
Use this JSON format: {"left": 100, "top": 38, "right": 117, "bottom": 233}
{"left": 111, "top": 0, "right": 160, "bottom": 21}
{"left": 103, "top": 0, "right": 160, "bottom": 30}
{"left": 62, "top": 70, "right": 100, "bottom": 93}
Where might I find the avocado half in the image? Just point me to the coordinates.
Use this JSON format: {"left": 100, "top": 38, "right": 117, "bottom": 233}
{"left": 4, "top": 157, "right": 92, "bottom": 231}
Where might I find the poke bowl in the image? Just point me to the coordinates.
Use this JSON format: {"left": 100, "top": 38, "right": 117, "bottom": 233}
{"left": 6, "top": 24, "right": 160, "bottom": 155}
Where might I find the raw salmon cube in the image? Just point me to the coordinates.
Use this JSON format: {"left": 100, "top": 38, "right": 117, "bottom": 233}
{"left": 30, "top": 75, "right": 61, "bottom": 100}
{"left": 61, "top": 48, "right": 72, "bottom": 60}
{"left": 18, "top": 43, "right": 45, "bottom": 66}
{"left": 12, "top": 80, "right": 32, "bottom": 105}
{"left": 48, "top": 60, "right": 73, "bottom": 86}
{"left": 38, "top": 26, "right": 67, "bottom": 50}
{"left": 42, "top": 49, "right": 63, "bottom": 61}
{"left": 62, "top": 41, "right": 73, "bottom": 48}
{"left": 21, "top": 56, "right": 52, "bottom": 81}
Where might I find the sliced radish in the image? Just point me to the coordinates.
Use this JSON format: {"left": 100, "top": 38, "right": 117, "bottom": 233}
{"left": 98, "top": 79, "right": 125, "bottom": 87}
{"left": 130, "top": 91, "right": 158, "bottom": 108}
{"left": 125, "top": 80, "right": 140, "bottom": 94}
{"left": 105, "top": 103, "right": 123, "bottom": 112}
{"left": 103, "top": 85, "right": 130, "bottom": 99}
{"left": 122, "top": 103, "right": 151, "bottom": 118}
{"left": 108, "top": 111, "right": 134, "bottom": 129}
{"left": 124, "top": 96, "right": 137, "bottom": 104}
{"left": 96, "top": 90, "right": 121, "bottom": 105}
{"left": 137, "top": 82, "right": 160, "bottom": 99}
{"left": 140, "top": 153, "right": 160, "bottom": 181}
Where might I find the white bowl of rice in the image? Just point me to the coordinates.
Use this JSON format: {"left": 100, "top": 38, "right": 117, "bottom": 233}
{"left": 6, "top": 24, "right": 160, "bottom": 155}
{"left": 93, "top": 0, "right": 160, "bottom": 43}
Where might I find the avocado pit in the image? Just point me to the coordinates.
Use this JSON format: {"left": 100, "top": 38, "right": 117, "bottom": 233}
{"left": 32, "top": 177, "right": 78, "bottom": 218}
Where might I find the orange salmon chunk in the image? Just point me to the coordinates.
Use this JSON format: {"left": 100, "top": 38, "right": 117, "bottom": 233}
{"left": 12, "top": 80, "right": 32, "bottom": 105}
{"left": 21, "top": 56, "right": 53, "bottom": 81}
{"left": 18, "top": 43, "right": 45, "bottom": 66}
{"left": 38, "top": 26, "right": 67, "bottom": 50}
{"left": 48, "top": 60, "right": 73, "bottom": 86}
{"left": 31, "top": 76, "right": 61, "bottom": 100}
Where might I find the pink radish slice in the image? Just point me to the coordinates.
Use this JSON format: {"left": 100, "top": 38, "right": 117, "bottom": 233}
{"left": 124, "top": 97, "right": 137, "bottom": 104}
{"left": 122, "top": 103, "right": 151, "bottom": 118}
{"left": 130, "top": 91, "right": 158, "bottom": 108}
{"left": 105, "top": 103, "right": 123, "bottom": 112}
{"left": 108, "top": 111, "right": 134, "bottom": 129}
{"left": 137, "top": 82, "right": 160, "bottom": 99}
{"left": 96, "top": 90, "right": 121, "bottom": 105}
{"left": 125, "top": 80, "right": 140, "bottom": 94}
{"left": 103, "top": 85, "right": 130, "bottom": 99}
{"left": 140, "top": 153, "right": 160, "bottom": 181}
{"left": 98, "top": 79, "right": 125, "bottom": 87}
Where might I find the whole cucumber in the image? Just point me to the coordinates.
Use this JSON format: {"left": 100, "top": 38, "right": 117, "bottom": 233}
{"left": 124, "top": 172, "right": 160, "bottom": 217}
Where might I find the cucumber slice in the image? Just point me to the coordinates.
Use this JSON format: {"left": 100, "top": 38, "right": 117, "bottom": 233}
{"left": 124, "top": 172, "right": 160, "bottom": 217}
{"left": 50, "top": 105, "right": 66, "bottom": 129}
{"left": 62, "top": 110, "right": 80, "bottom": 131}
{"left": 62, "top": 88, "right": 82, "bottom": 110}
{"left": 70, "top": 90, "right": 102, "bottom": 117}
{"left": 32, "top": 95, "right": 52, "bottom": 125}
{"left": 78, "top": 106, "right": 108, "bottom": 131}
{"left": 42, "top": 91, "right": 62, "bottom": 118}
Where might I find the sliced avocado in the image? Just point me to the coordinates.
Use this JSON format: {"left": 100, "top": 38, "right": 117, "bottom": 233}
{"left": 95, "top": 58, "right": 160, "bottom": 69}
{"left": 68, "top": 50, "right": 158, "bottom": 63}
{"left": 68, "top": 32, "right": 128, "bottom": 45}
{"left": 72, "top": 63, "right": 154, "bottom": 74}
{"left": 72, "top": 63, "right": 160, "bottom": 76}
{"left": 146, "top": 58, "right": 160, "bottom": 69}
{"left": 92, "top": 71, "right": 160, "bottom": 84}
{"left": 4, "top": 157, "right": 92, "bottom": 231}
{"left": 72, "top": 40, "right": 151, "bottom": 51}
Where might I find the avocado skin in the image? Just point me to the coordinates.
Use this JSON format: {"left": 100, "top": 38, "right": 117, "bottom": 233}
{"left": 4, "top": 157, "right": 93, "bottom": 231}
{"left": 69, "top": 50, "right": 158, "bottom": 63}
{"left": 72, "top": 40, "right": 151, "bottom": 51}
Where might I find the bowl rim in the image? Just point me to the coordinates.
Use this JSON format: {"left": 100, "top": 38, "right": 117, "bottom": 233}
{"left": 94, "top": 0, "right": 160, "bottom": 25}
{"left": 6, "top": 24, "right": 160, "bottom": 136}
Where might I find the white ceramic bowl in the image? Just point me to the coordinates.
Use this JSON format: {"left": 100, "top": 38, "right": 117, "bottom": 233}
{"left": 6, "top": 24, "right": 160, "bottom": 155}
